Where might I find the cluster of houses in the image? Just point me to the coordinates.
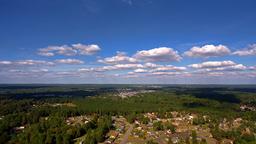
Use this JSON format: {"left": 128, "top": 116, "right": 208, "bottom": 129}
{"left": 117, "top": 89, "right": 155, "bottom": 98}
{"left": 103, "top": 112, "right": 218, "bottom": 144}
{"left": 14, "top": 125, "right": 25, "bottom": 132}
{"left": 65, "top": 115, "right": 91, "bottom": 126}
{"left": 240, "top": 104, "right": 256, "bottom": 111}
{"left": 67, "top": 112, "right": 248, "bottom": 144}
{"left": 104, "top": 116, "right": 128, "bottom": 144}
{"left": 133, "top": 112, "right": 207, "bottom": 143}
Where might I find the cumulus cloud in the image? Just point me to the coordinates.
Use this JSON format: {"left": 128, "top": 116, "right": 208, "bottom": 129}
{"left": 189, "top": 60, "right": 247, "bottom": 72}
{"left": 189, "top": 61, "right": 236, "bottom": 69}
{"left": 247, "top": 72, "right": 256, "bottom": 77}
{"left": 150, "top": 71, "right": 187, "bottom": 76}
{"left": 78, "top": 68, "right": 92, "bottom": 72}
{"left": 113, "top": 64, "right": 144, "bottom": 69}
{"left": 143, "top": 62, "right": 160, "bottom": 68}
{"left": 38, "top": 52, "right": 55, "bottom": 57}
{"left": 184, "top": 44, "right": 231, "bottom": 58}
{"left": 55, "top": 59, "right": 84, "bottom": 64}
{"left": 248, "top": 66, "right": 256, "bottom": 70}
{"left": 150, "top": 65, "right": 186, "bottom": 72}
{"left": 31, "top": 69, "right": 49, "bottom": 73}
{"left": 78, "top": 64, "right": 144, "bottom": 73}
{"left": 206, "top": 72, "right": 225, "bottom": 76}
{"left": 77, "top": 62, "right": 187, "bottom": 76}
{"left": 38, "top": 43, "right": 101, "bottom": 56}
{"left": 134, "top": 68, "right": 147, "bottom": 73}
{"left": 0, "top": 61, "right": 12, "bottom": 65}
{"left": 15, "top": 60, "right": 54, "bottom": 66}
{"left": 134, "top": 47, "right": 182, "bottom": 62}
{"left": 72, "top": 43, "right": 101, "bottom": 55}
{"left": 6, "top": 68, "right": 50, "bottom": 77}
{"left": 98, "top": 52, "right": 137, "bottom": 64}
{"left": 123, "top": 74, "right": 139, "bottom": 78}
{"left": 38, "top": 45, "right": 77, "bottom": 56}
{"left": 9, "top": 68, "right": 49, "bottom": 73}
{"left": 55, "top": 71, "right": 81, "bottom": 77}
{"left": 232, "top": 44, "right": 256, "bottom": 56}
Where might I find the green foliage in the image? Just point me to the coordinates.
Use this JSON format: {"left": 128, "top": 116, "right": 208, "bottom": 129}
{"left": 137, "top": 114, "right": 150, "bottom": 124}
{"left": 147, "top": 139, "right": 158, "bottom": 144}
{"left": 126, "top": 113, "right": 137, "bottom": 123}
{"left": 82, "top": 116, "right": 112, "bottom": 143}
{"left": 165, "top": 122, "right": 176, "bottom": 133}
{"left": 200, "top": 138, "right": 207, "bottom": 144}
{"left": 153, "top": 121, "right": 164, "bottom": 131}
{"left": 192, "top": 130, "right": 198, "bottom": 144}
{"left": 192, "top": 116, "right": 206, "bottom": 125}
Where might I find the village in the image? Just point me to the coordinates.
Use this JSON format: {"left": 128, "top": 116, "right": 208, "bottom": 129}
{"left": 65, "top": 111, "right": 249, "bottom": 144}
{"left": 116, "top": 89, "right": 155, "bottom": 98}
{"left": 7, "top": 100, "right": 255, "bottom": 144}
{"left": 103, "top": 112, "right": 215, "bottom": 144}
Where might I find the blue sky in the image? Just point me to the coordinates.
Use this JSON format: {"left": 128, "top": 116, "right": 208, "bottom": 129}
{"left": 0, "top": 0, "right": 255, "bottom": 84}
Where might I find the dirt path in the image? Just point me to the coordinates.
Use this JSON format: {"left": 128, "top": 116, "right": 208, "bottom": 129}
{"left": 120, "top": 124, "right": 134, "bottom": 144}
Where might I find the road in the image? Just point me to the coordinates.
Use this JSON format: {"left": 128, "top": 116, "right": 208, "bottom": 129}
{"left": 120, "top": 124, "right": 134, "bottom": 144}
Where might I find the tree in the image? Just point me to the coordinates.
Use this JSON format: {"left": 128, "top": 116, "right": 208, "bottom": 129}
{"left": 192, "top": 130, "right": 198, "bottom": 144}
{"left": 153, "top": 121, "right": 164, "bottom": 131}
{"left": 147, "top": 139, "right": 158, "bottom": 144}
{"left": 165, "top": 122, "right": 176, "bottom": 133}
{"left": 201, "top": 138, "right": 207, "bottom": 144}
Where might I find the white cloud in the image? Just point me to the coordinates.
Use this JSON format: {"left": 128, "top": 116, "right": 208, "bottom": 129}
{"left": 77, "top": 63, "right": 187, "bottom": 75}
{"left": 55, "top": 59, "right": 84, "bottom": 64}
{"left": 143, "top": 62, "right": 160, "bottom": 68}
{"left": 0, "top": 60, "right": 55, "bottom": 73}
{"left": 38, "top": 43, "right": 101, "bottom": 56}
{"left": 30, "top": 69, "right": 49, "bottom": 73}
{"left": 98, "top": 51, "right": 137, "bottom": 64}
{"left": 38, "top": 45, "right": 77, "bottom": 56}
{"left": 0, "top": 61, "right": 12, "bottom": 65}
{"left": 78, "top": 68, "right": 92, "bottom": 72}
{"left": 78, "top": 64, "right": 144, "bottom": 73}
{"left": 95, "top": 66, "right": 116, "bottom": 72}
{"left": 134, "top": 47, "right": 182, "bottom": 62}
{"left": 7, "top": 68, "right": 50, "bottom": 77}
{"left": 184, "top": 44, "right": 231, "bottom": 58}
{"left": 38, "top": 52, "right": 55, "bottom": 57}
{"left": 189, "top": 60, "right": 247, "bottom": 72}
{"left": 72, "top": 43, "right": 101, "bottom": 55}
{"left": 150, "top": 65, "right": 186, "bottom": 72}
{"left": 247, "top": 72, "right": 256, "bottom": 77}
{"left": 150, "top": 71, "right": 186, "bottom": 76}
{"left": 55, "top": 71, "right": 79, "bottom": 76}
{"left": 189, "top": 61, "right": 236, "bottom": 69}
{"left": 206, "top": 72, "right": 225, "bottom": 76}
{"left": 128, "top": 71, "right": 135, "bottom": 75}
{"left": 16, "top": 60, "right": 54, "bottom": 66}
{"left": 232, "top": 44, "right": 256, "bottom": 56}
{"left": 248, "top": 66, "right": 256, "bottom": 70}
{"left": 114, "top": 64, "right": 144, "bottom": 69}
{"left": 123, "top": 74, "right": 139, "bottom": 78}
{"left": 134, "top": 68, "right": 147, "bottom": 73}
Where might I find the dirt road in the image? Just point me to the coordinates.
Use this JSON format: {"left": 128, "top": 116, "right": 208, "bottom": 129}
{"left": 120, "top": 124, "right": 134, "bottom": 144}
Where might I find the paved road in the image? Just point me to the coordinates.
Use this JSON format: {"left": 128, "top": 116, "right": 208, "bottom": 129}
{"left": 120, "top": 124, "right": 134, "bottom": 144}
